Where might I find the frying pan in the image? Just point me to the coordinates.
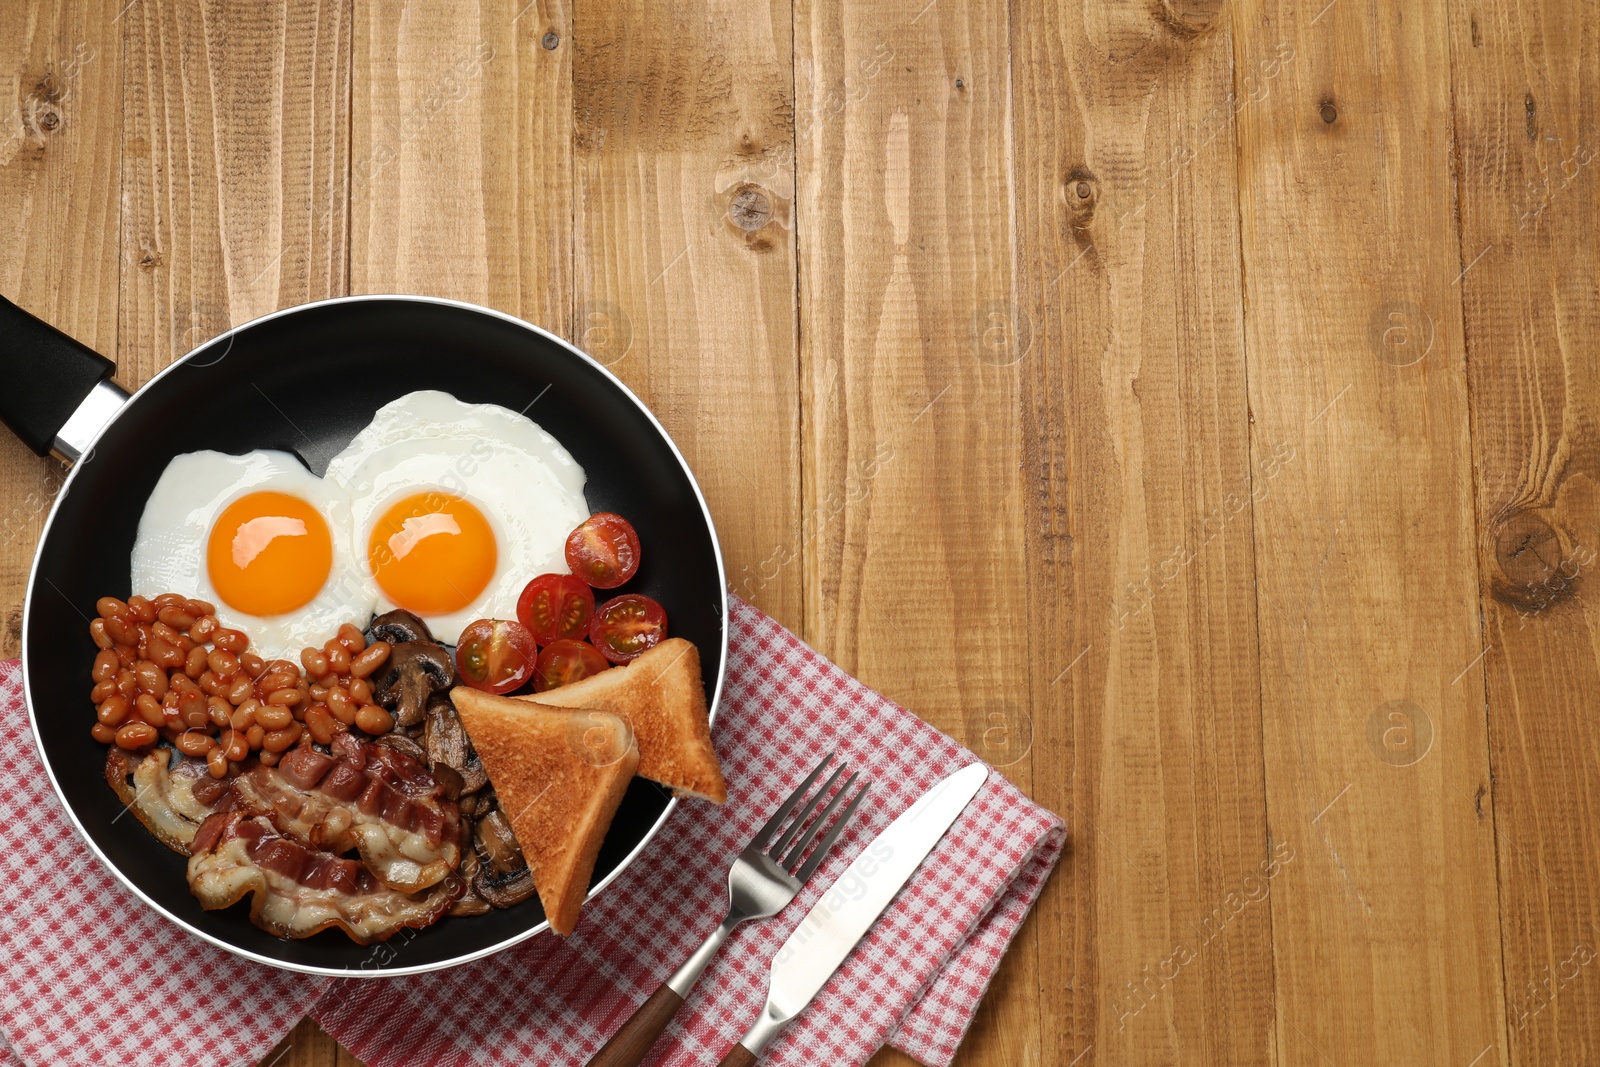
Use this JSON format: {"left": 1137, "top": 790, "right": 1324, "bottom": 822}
{"left": 0, "top": 293, "right": 727, "bottom": 975}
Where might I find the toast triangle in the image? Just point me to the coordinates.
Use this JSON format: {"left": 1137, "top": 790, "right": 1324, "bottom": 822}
{"left": 450, "top": 687, "right": 639, "bottom": 936}
{"left": 515, "top": 637, "right": 727, "bottom": 804}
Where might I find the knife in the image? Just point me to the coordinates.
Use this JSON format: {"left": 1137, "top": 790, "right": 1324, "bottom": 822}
{"left": 713, "top": 762, "right": 989, "bottom": 1066}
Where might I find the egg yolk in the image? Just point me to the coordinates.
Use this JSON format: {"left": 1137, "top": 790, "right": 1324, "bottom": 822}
{"left": 206, "top": 491, "right": 333, "bottom": 616}
{"left": 368, "top": 492, "right": 497, "bottom": 615}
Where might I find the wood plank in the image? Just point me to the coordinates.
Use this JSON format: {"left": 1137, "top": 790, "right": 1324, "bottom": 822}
{"left": 792, "top": 1, "right": 1038, "bottom": 1064}
{"left": 573, "top": 1, "right": 802, "bottom": 629}
{"left": 121, "top": 0, "right": 350, "bottom": 386}
{"left": 1231, "top": 0, "right": 1508, "bottom": 1062}
{"left": 1446, "top": 1, "right": 1600, "bottom": 1061}
{"left": 351, "top": 0, "right": 570, "bottom": 331}
{"left": 1010, "top": 2, "right": 1274, "bottom": 1064}
{"left": 0, "top": 0, "right": 122, "bottom": 658}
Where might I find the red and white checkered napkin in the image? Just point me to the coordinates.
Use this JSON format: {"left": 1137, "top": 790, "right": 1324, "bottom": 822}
{"left": 0, "top": 598, "right": 1064, "bottom": 1067}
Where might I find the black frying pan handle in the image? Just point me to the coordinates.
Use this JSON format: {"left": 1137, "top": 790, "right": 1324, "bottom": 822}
{"left": 0, "top": 293, "right": 117, "bottom": 456}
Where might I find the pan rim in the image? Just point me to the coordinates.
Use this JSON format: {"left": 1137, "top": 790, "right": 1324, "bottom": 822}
{"left": 21, "top": 293, "right": 730, "bottom": 977}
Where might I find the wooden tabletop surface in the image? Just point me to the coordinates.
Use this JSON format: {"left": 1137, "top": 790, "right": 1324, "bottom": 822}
{"left": 3, "top": 1, "right": 1596, "bottom": 1065}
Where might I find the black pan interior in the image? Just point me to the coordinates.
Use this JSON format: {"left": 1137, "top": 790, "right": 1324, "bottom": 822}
{"left": 25, "top": 298, "right": 724, "bottom": 973}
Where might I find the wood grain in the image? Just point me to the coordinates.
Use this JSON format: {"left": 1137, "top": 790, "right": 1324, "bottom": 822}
{"left": 1448, "top": 0, "right": 1600, "bottom": 1061}
{"left": 1011, "top": 2, "right": 1274, "bottom": 1064}
{"left": 573, "top": 0, "right": 802, "bottom": 630}
{"left": 121, "top": 0, "right": 350, "bottom": 386}
{"left": 351, "top": 0, "right": 570, "bottom": 331}
{"left": 1232, "top": 0, "right": 1508, "bottom": 1062}
{"left": 0, "top": 0, "right": 122, "bottom": 658}
{"left": 792, "top": 0, "right": 1035, "bottom": 1063}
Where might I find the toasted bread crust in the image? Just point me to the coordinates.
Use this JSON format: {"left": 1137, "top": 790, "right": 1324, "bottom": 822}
{"left": 451, "top": 688, "right": 639, "bottom": 935}
{"left": 514, "top": 638, "right": 727, "bottom": 804}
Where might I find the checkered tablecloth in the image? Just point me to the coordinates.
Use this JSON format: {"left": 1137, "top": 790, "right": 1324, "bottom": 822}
{"left": 0, "top": 598, "right": 1064, "bottom": 1067}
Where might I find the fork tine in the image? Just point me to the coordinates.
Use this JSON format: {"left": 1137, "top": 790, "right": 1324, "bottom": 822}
{"left": 791, "top": 778, "right": 870, "bottom": 882}
{"left": 749, "top": 752, "right": 835, "bottom": 851}
{"left": 768, "top": 761, "right": 848, "bottom": 860}
{"left": 780, "top": 769, "right": 859, "bottom": 873}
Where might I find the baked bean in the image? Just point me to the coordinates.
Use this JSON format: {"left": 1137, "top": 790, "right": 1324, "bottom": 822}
{"left": 131, "top": 692, "right": 161, "bottom": 725}
{"left": 336, "top": 624, "right": 366, "bottom": 655}
{"left": 126, "top": 595, "right": 157, "bottom": 622}
{"left": 205, "top": 649, "right": 237, "bottom": 676}
{"left": 96, "top": 696, "right": 130, "bottom": 727}
{"left": 327, "top": 692, "right": 358, "bottom": 725}
{"left": 149, "top": 635, "right": 185, "bottom": 670}
{"left": 188, "top": 616, "right": 220, "bottom": 643}
{"left": 257, "top": 705, "right": 294, "bottom": 731}
{"left": 89, "top": 618, "right": 114, "bottom": 650}
{"left": 218, "top": 729, "right": 249, "bottom": 762}
{"left": 183, "top": 645, "right": 207, "bottom": 679}
{"left": 226, "top": 674, "right": 253, "bottom": 704}
{"left": 91, "top": 722, "right": 117, "bottom": 745}
{"left": 213, "top": 628, "right": 249, "bottom": 653}
{"left": 229, "top": 703, "right": 256, "bottom": 731}
{"left": 171, "top": 672, "right": 200, "bottom": 695}
{"left": 350, "top": 641, "right": 390, "bottom": 678}
{"left": 175, "top": 730, "right": 213, "bottom": 757}
{"left": 245, "top": 724, "right": 265, "bottom": 749}
{"left": 104, "top": 614, "right": 140, "bottom": 645}
{"left": 262, "top": 723, "right": 302, "bottom": 752}
{"left": 258, "top": 749, "right": 281, "bottom": 767}
{"left": 239, "top": 651, "right": 266, "bottom": 678}
{"left": 96, "top": 597, "right": 128, "bottom": 620}
{"left": 90, "top": 679, "right": 114, "bottom": 703}
{"left": 115, "top": 721, "right": 158, "bottom": 750}
{"left": 304, "top": 705, "right": 336, "bottom": 745}
{"left": 91, "top": 650, "right": 119, "bottom": 683}
{"left": 199, "top": 671, "right": 227, "bottom": 697}
{"left": 116, "top": 671, "right": 140, "bottom": 701}
{"left": 157, "top": 606, "right": 196, "bottom": 630}
{"left": 355, "top": 704, "right": 394, "bottom": 735}
{"left": 264, "top": 688, "right": 301, "bottom": 707}
{"left": 153, "top": 593, "right": 185, "bottom": 610}
{"left": 348, "top": 677, "right": 372, "bottom": 704}
{"left": 321, "top": 640, "right": 350, "bottom": 673}
{"left": 207, "top": 746, "right": 229, "bottom": 779}
{"left": 300, "top": 647, "right": 330, "bottom": 677}
{"left": 176, "top": 687, "right": 204, "bottom": 721}
{"left": 182, "top": 705, "right": 209, "bottom": 731}
{"left": 134, "top": 660, "right": 167, "bottom": 699}
{"left": 259, "top": 668, "right": 299, "bottom": 693}
{"left": 184, "top": 598, "right": 216, "bottom": 617}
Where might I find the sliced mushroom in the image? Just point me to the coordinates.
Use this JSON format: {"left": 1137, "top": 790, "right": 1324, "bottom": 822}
{"left": 475, "top": 809, "right": 526, "bottom": 874}
{"left": 447, "top": 846, "right": 492, "bottom": 916}
{"left": 424, "top": 694, "right": 489, "bottom": 793}
{"left": 371, "top": 732, "right": 428, "bottom": 766}
{"left": 376, "top": 642, "right": 456, "bottom": 727}
{"left": 475, "top": 859, "right": 537, "bottom": 909}
{"left": 368, "top": 608, "right": 434, "bottom": 646}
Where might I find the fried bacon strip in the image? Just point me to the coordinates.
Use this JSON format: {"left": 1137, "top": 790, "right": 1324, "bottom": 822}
{"left": 227, "top": 733, "right": 461, "bottom": 893}
{"left": 187, "top": 805, "right": 461, "bottom": 944}
{"left": 105, "top": 748, "right": 230, "bottom": 854}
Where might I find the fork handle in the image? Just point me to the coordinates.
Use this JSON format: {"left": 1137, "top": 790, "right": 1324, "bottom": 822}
{"left": 587, "top": 983, "right": 684, "bottom": 1067}
{"left": 586, "top": 915, "right": 738, "bottom": 1067}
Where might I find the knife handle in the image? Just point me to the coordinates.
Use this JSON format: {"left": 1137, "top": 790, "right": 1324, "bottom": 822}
{"left": 587, "top": 983, "right": 685, "bottom": 1067}
{"left": 715, "top": 1043, "right": 759, "bottom": 1067}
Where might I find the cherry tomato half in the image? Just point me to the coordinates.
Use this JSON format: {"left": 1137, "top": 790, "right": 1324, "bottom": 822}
{"left": 565, "top": 512, "right": 641, "bottom": 589}
{"left": 534, "top": 639, "right": 611, "bottom": 692}
{"left": 455, "top": 619, "right": 538, "bottom": 694}
{"left": 589, "top": 594, "right": 668, "bottom": 664}
{"left": 517, "top": 573, "right": 595, "bottom": 646}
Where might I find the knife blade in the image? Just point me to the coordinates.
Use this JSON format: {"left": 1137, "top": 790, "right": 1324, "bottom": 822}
{"left": 718, "top": 762, "right": 989, "bottom": 1065}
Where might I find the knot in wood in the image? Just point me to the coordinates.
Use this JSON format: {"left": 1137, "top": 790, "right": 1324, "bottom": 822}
{"left": 728, "top": 185, "right": 772, "bottom": 231}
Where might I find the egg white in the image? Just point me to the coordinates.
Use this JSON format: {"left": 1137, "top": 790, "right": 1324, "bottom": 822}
{"left": 130, "top": 450, "right": 375, "bottom": 660}
{"left": 324, "top": 391, "right": 590, "bottom": 644}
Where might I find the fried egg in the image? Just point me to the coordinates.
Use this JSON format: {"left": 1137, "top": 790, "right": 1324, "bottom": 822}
{"left": 324, "top": 390, "right": 589, "bottom": 644}
{"left": 130, "top": 451, "right": 376, "bottom": 659}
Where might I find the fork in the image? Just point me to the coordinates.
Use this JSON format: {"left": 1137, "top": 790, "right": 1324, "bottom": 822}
{"left": 588, "top": 753, "right": 869, "bottom": 1067}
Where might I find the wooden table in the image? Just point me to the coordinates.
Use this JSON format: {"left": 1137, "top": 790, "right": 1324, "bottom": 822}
{"left": 3, "top": 1, "right": 1595, "bottom": 1064}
